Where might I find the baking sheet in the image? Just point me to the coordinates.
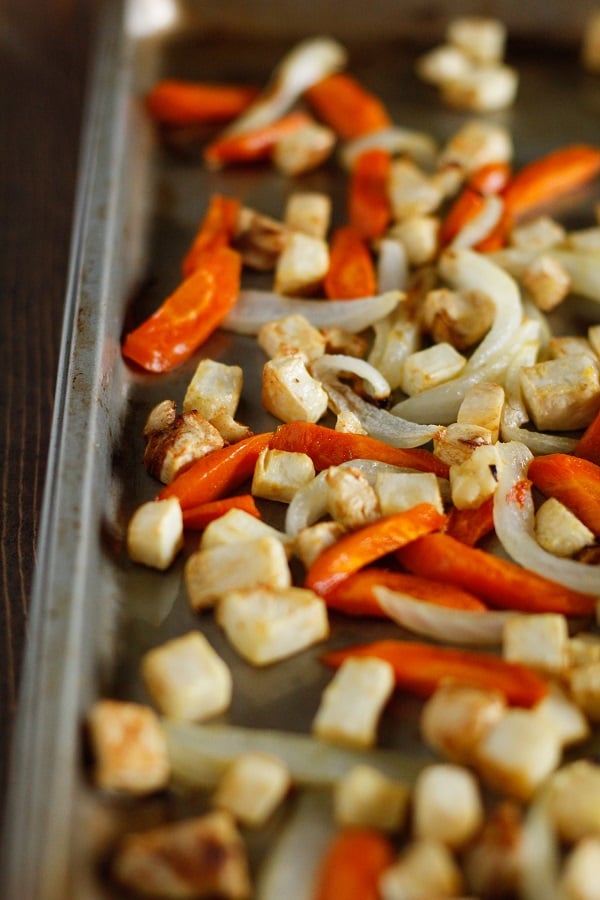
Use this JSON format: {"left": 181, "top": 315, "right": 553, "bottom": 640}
{"left": 2, "top": 0, "right": 600, "bottom": 896}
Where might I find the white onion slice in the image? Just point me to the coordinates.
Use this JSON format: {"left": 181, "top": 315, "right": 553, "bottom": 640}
{"left": 339, "top": 126, "right": 439, "bottom": 171}
{"left": 223, "top": 36, "right": 347, "bottom": 136}
{"left": 223, "top": 289, "right": 402, "bottom": 334}
{"left": 491, "top": 247, "right": 600, "bottom": 304}
{"left": 500, "top": 337, "right": 578, "bottom": 455}
{"left": 519, "top": 787, "right": 561, "bottom": 900}
{"left": 256, "top": 791, "right": 336, "bottom": 900}
{"left": 285, "top": 458, "right": 409, "bottom": 536}
{"left": 450, "top": 194, "right": 504, "bottom": 250}
{"left": 317, "top": 375, "right": 440, "bottom": 448}
{"left": 392, "top": 250, "right": 523, "bottom": 424}
{"left": 163, "top": 720, "right": 425, "bottom": 789}
{"left": 440, "top": 248, "right": 523, "bottom": 373}
{"left": 311, "top": 354, "right": 391, "bottom": 399}
{"left": 494, "top": 442, "right": 600, "bottom": 596}
{"left": 377, "top": 239, "right": 409, "bottom": 292}
{"left": 375, "top": 587, "right": 509, "bottom": 646}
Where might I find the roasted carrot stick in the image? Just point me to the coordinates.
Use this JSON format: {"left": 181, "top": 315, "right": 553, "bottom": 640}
{"left": 528, "top": 453, "right": 600, "bottom": 537}
{"left": 304, "top": 73, "right": 391, "bottom": 140}
{"left": 203, "top": 111, "right": 312, "bottom": 167}
{"left": 122, "top": 246, "right": 241, "bottom": 373}
{"left": 444, "top": 495, "right": 495, "bottom": 546}
{"left": 321, "top": 639, "right": 549, "bottom": 707}
{"left": 467, "top": 161, "right": 512, "bottom": 195}
{"left": 326, "top": 567, "right": 487, "bottom": 617}
{"left": 438, "top": 187, "right": 487, "bottom": 247}
{"left": 305, "top": 504, "right": 447, "bottom": 598}
{"left": 182, "top": 494, "right": 261, "bottom": 530}
{"left": 397, "top": 532, "right": 597, "bottom": 616}
{"left": 145, "top": 80, "right": 259, "bottom": 127}
{"left": 182, "top": 194, "right": 240, "bottom": 278}
{"left": 348, "top": 148, "right": 392, "bottom": 241}
{"left": 502, "top": 143, "right": 600, "bottom": 225}
{"left": 314, "top": 828, "right": 395, "bottom": 900}
{"left": 574, "top": 408, "right": 600, "bottom": 466}
{"left": 269, "top": 422, "right": 450, "bottom": 478}
{"left": 158, "top": 432, "right": 272, "bottom": 509}
{"left": 324, "top": 226, "right": 378, "bottom": 299}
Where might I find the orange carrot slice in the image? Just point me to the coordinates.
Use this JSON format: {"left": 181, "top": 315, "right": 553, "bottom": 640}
{"left": 269, "top": 422, "right": 450, "bottom": 478}
{"left": 574, "top": 408, "right": 600, "bottom": 466}
{"left": 314, "top": 828, "right": 395, "bottom": 900}
{"left": 502, "top": 144, "right": 600, "bottom": 223}
{"left": 305, "top": 504, "right": 447, "bottom": 598}
{"left": 304, "top": 73, "right": 391, "bottom": 140}
{"left": 324, "top": 226, "right": 377, "bottom": 299}
{"left": 158, "top": 432, "right": 272, "bottom": 509}
{"left": 122, "top": 246, "right": 241, "bottom": 373}
{"left": 145, "top": 80, "right": 259, "bottom": 127}
{"left": 397, "top": 532, "right": 597, "bottom": 616}
{"left": 439, "top": 187, "right": 487, "bottom": 247}
{"left": 467, "top": 161, "right": 512, "bottom": 195}
{"left": 182, "top": 495, "right": 261, "bottom": 530}
{"left": 203, "top": 111, "right": 312, "bottom": 167}
{"left": 322, "top": 639, "right": 549, "bottom": 707}
{"left": 444, "top": 496, "right": 495, "bottom": 546}
{"left": 326, "top": 567, "right": 487, "bottom": 617}
{"left": 348, "top": 148, "right": 392, "bottom": 241}
{"left": 528, "top": 453, "right": 600, "bottom": 537}
{"left": 182, "top": 194, "right": 240, "bottom": 278}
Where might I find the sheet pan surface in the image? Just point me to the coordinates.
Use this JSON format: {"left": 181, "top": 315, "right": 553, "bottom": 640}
{"left": 2, "top": 0, "right": 600, "bottom": 896}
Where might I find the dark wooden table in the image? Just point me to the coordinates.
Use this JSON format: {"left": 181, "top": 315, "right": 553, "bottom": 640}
{"left": 0, "top": 0, "right": 96, "bottom": 809}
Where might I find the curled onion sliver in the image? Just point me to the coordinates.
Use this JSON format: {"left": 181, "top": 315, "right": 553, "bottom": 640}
{"left": 500, "top": 337, "right": 577, "bottom": 455}
{"left": 339, "top": 126, "right": 439, "bottom": 171}
{"left": 256, "top": 792, "right": 336, "bottom": 900}
{"left": 223, "top": 289, "right": 402, "bottom": 334}
{"left": 377, "top": 239, "right": 409, "bottom": 292}
{"left": 519, "top": 787, "right": 561, "bottom": 900}
{"left": 285, "top": 459, "right": 409, "bottom": 536}
{"left": 311, "top": 354, "right": 391, "bottom": 399}
{"left": 450, "top": 194, "right": 504, "bottom": 250}
{"left": 392, "top": 251, "right": 523, "bottom": 424}
{"left": 163, "top": 719, "right": 425, "bottom": 789}
{"left": 317, "top": 375, "right": 440, "bottom": 448}
{"left": 375, "top": 587, "right": 509, "bottom": 646}
{"left": 223, "top": 36, "right": 347, "bottom": 136}
{"left": 494, "top": 442, "right": 600, "bottom": 596}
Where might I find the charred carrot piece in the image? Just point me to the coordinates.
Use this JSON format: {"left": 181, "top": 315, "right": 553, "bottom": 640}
{"left": 574, "top": 408, "right": 600, "bottom": 466}
{"left": 182, "top": 494, "right": 261, "bottom": 530}
{"left": 122, "top": 246, "right": 241, "bottom": 373}
{"left": 348, "top": 148, "right": 392, "bottom": 241}
{"left": 528, "top": 453, "right": 600, "bottom": 537}
{"left": 305, "top": 504, "right": 447, "bottom": 598}
{"left": 502, "top": 143, "right": 600, "bottom": 224}
{"left": 304, "top": 73, "right": 391, "bottom": 140}
{"left": 326, "top": 567, "right": 487, "bottom": 617}
{"left": 397, "top": 532, "right": 597, "bottom": 616}
{"left": 145, "top": 80, "right": 259, "bottom": 127}
{"left": 444, "top": 495, "right": 495, "bottom": 546}
{"left": 321, "top": 639, "right": 549, "bottom": 707}
{"left": 182, "top": 194, "right": 240, "bottom": 278}
{"left": 324, "top": 226, "right": 377, "bottom": 299}
{"left": 438, "top": 187, "right": 487, "bottom": 247}
{"left": 269, "top": 422, "right": 450, "bottom": 478}
{"left": 158, "top": 432, "right": 272, "bottom": 510}
{"left": 314, "top": 828, "right": 394, "bottom": 900}
{"left": 467, "top": 161, "right": 512, "bottom": 195}
{"left": 203, "top": 111, "right": 312, "bottom": 167}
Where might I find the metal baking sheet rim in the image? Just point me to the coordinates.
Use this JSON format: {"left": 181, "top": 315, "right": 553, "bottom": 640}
{"left": 0, "top": 2, "right": 147, "bottom": 896}
{"left": 2, "top": 0, "right": 600, "bottom": 897}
